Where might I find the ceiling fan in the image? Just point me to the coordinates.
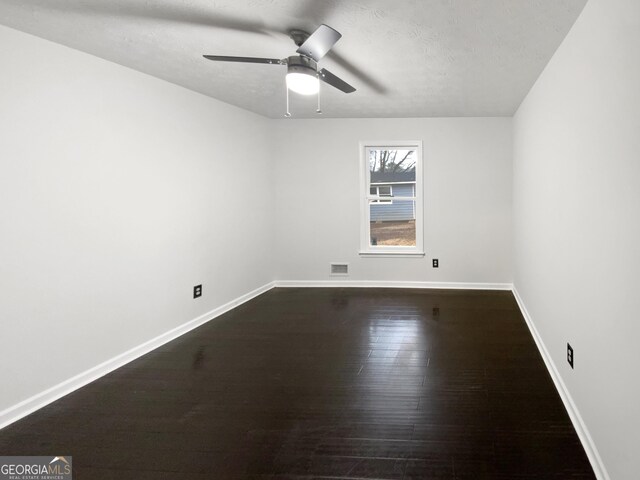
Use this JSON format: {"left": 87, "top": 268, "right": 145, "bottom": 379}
{"left": 203, "top": 24, "right": 356, "bottom": 101}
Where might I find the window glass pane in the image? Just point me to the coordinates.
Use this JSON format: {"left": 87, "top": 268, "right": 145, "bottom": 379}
{"left": 378, "top": 186, "right": 392, "bottom": 196}
{"left": 369, "top": 199, "right": 416, "bottom": 246}
{"left": 369, "top": 149, "right": 416, "bottom": 179}
{"left": 369, "top": 186, "right": 377, "bottom": 195}
{"left": 369, "top": 148, "right": 416, "bottom": 198}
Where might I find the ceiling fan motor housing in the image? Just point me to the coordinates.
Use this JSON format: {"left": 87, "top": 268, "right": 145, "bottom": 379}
{"left": 287, "top": 55, "right": 318, "bottom": 77}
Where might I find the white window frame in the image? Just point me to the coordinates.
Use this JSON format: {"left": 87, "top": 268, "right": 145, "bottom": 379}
{"left": 359, "top": 141, "right": 424, "bottom": 257}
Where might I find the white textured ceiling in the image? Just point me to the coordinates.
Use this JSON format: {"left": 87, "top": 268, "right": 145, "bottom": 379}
{"left": 0, "top": 0, "right": 587, "bottom": 118}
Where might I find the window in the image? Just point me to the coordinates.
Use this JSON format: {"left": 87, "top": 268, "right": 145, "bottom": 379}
{"left": 359, "top": 141, "right": 424, "bottom": 256}
{"left": 369, "top": 185, "right": 393, "bottom": 203}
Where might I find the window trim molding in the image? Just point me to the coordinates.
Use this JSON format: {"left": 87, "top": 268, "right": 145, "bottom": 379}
{"left": 359, "top": 140, "right": 424, "bottom": 256}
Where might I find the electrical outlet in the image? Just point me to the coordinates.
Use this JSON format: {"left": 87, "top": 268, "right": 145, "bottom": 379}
{"left": 432, "top": 258, "right": 439, "bottom": 268}
{"left": 567, "top": 343, "right": 574, "bottom": 369}
{"left": 193, "top": 284, "right": 202, "bottom": 299}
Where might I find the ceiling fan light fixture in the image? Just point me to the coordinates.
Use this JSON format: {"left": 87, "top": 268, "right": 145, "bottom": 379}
{"left": 285, "top": 55, "right": 319, "bottom": 95}
{"left": 286, "top": 71, "right": 319, "bottom": 95}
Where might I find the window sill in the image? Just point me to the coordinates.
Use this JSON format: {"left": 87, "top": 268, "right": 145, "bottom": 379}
{"left": 359, "top": 251, "right": 425, "bottom": 258}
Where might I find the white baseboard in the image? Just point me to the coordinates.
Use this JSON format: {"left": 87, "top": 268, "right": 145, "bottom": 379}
{"left": 0, "top": 281, "right": 276, "bottom": 430}
{"left": 511, "top": 287, "right": 609, "bottom": 480}
{"left": 275, "top": 280, "right": 513, "bottom": 290}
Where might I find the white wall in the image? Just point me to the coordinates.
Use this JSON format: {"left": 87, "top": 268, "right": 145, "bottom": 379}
{"left": 273, "top": 118, "right": 513, "bottom": 285}
{"left": 513, "top": 0, "right": 640, "bottom": 477}
{"left": 0, "top": 25, "right": 274, "bottom": 413}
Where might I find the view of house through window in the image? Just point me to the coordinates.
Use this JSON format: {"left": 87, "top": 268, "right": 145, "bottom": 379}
{"left": 369, "top": 185, "right": 393, "bottom": 203}
{"left": 368, "top": 148, "right": 417, "bottom": 247}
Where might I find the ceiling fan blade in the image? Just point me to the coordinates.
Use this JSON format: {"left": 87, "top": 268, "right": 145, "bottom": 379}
{"left": 319, "top": 68, "right": 356, "bottom": 94}
{"left": 296, "top": 24, "right": 342, "bottom": 62}
{"left": 203, "top": 55, "right": 283, "bottom": 65}
{"left": 326, "top": 51, "right": 387, "bottom": 94}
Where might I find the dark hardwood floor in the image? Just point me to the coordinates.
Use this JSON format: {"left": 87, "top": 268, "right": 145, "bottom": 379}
{"left": 0, "top": 288, "right": 595, "bottom": 479}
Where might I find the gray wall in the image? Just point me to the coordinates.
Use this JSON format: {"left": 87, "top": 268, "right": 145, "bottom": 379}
{"left": 273, "top": 118, "right": 513, "bottom": 284}
{"left": 0, "top": 25, "right": 274, "bottom": 413}
{"left": 513, "top": 0, "right": 640, "bottom": 477}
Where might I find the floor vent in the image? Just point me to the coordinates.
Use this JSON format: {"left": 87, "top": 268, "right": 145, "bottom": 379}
{"left": 330, "top": 263, "right": 349, "bottom": 276}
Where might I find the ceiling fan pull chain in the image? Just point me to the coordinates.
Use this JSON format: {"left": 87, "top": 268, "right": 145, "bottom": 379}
{"left": 316, "top": 76, "right": 322, "bottom": 115}
{"left": 285, "top": 83, "right": 292, "bottom": 118}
